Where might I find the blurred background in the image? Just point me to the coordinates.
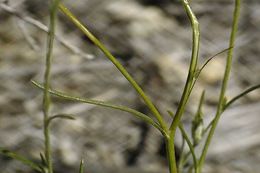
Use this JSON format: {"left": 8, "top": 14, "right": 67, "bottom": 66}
{"left": 0, "top": 0, "right": 260, "bottom": 173}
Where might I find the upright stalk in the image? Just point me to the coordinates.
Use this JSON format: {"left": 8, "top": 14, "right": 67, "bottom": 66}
{"left": 167, "top": 1, "right": 200, "bottom": 173}
{"left": 166, "top": 136, "right": 178, "bottom": 173}
{"left": 43, "top": 0, "right": 60, "bottom": 173}
{"left": 198, "top": 0, "right": 241, "bottom": 172}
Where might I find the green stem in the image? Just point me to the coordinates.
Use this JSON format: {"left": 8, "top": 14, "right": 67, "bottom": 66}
{"left": 43, "top": 1, "right": 60, "bottom": 173}
{"left": 58, "top": 3, "right": 167, "bottom": 132}
{"left": 198, "top": 0, "right": 241, "bottom": 172}
{"left": 165, "top": 136, "right": 178, "bottom": 173}
{"left": 166, "top": 1, "right": 200, "bottom": 172}
{"left": 178, "top": 123, "right": 198, "bottom": 173}
{"left": 170, "top": 0, "right": 200, "bottom": 133}
{"left": 177, "top": 134, "right": 186, "bottom": 172}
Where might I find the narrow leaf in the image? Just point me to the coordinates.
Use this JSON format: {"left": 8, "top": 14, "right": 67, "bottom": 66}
{"left": 195, "top": 47, "right": 232, "bottom": 79}
{"left": 167, "top": 110, "right": 175, "bottom": 118}
{"left": 31, "top": 80, "right": 165, "bottom": 135}
{"left": 79, "top": 159, "right": 84, "bottom": 173}
{"left": 178, "top": 123, "right": 198, "bottom": 172}
{"left": 47, "top": 114, "right": 76, "bottom": 126}
{"left": 58, "top": 3, "right": 167, "bottom": 132}
{"left": 189, "top": 47, "right": 232, "bottom": 97}
{"left": 40, "top": 153, "right": 47, "bottom": 166}
{"left": 0, "top": 148, "right": 43, "bottom": 172}
{"left": 202, "top": 119, "right": 213, "bottom": 136}
{"left": 224, "top": 83, "right": 260, "bottom": 110}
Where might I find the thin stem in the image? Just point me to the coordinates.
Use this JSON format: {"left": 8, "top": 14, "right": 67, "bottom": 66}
{"left": 179, "top": 123, "right": 198, "bottom": 173}
{"left": 32, "top": 81, "right": 166, "bottom": 136}
{"left": 42, "top": 1, "right": 60, "bottom": 173}
{"left": 170, "top": 0, "right": 200, "bottom": 133}
{"left": 198, "top": 0, "right": 241, "bottom": 172}
{"left": 58, "top": 3, "right": 168, "bottom": 132}
{"left": 177, "top": 134, "right": 186, "bottom": 172}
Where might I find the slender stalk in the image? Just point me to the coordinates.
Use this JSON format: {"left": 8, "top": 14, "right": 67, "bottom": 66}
{"left": 58, "top": 3, "right": 168, "bottom": 132}
{"left": 198, "top": 0, "right": 241, "bottom": 172}
{"left": 179, "top": 123, "right": 198, "bottom": 173}
{"left": 177, "top": 134, "right": 186, "bottom": 172}
{"left": 42, "top": 1, "right": 60, "bottom": 173}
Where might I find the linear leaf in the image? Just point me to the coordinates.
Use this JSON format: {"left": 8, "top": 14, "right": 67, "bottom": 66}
{"left": 178, "top": 123, "right": 198, "bottom": 172}
{"left": 0, "top": 148, "right": 43, "bottom": 172}
{"left": 47, "top": 114, "right": 76, "bottom": 126}
{"left": 224, "top": 83, "right": 260, "bottom": 110}
{"left": 31, "top": 80, "right": 165, "bottom": 135}
{"left": 79, "top": 159, "right": 84, "bottom": 173}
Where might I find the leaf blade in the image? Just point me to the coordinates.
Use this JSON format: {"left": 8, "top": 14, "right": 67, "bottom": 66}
{"left": 0, "top": 148, "right": 43, "bottom": 172}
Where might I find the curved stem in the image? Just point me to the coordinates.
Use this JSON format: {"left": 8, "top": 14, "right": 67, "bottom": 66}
{"left": 58, "top": 3, "right": 168, "bottom": 132}
{"left": 198, "top": 0, "right": 241, "bottom": 172}
{"left": 170, "top": 0, "right": 200, "bottom": 137}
